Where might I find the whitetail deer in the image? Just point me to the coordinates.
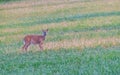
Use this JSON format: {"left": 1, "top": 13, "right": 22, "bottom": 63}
{"left": 22, "top": 29, "right": 48, "bottom": 51}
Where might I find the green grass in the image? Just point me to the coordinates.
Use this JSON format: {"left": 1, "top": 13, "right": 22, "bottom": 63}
{"left": 0, "top": 0, "right": 120, "bottom": 75}
{"left": 0, "top": 47, "right": 120, "bottom": 75}
{"left": 1, "top": 11, "right": 120, "bottom": 29}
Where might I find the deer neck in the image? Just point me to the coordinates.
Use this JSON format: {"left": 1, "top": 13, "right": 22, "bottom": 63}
{"left": 43, "top": 32, "right": 46, "bottom": 37}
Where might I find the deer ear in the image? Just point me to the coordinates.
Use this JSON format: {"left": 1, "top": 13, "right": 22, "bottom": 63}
{"left": 46, "top": 29, "right": 48, "bottom": 31}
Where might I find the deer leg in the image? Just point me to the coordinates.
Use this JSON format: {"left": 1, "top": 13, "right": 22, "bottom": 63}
{"left": 39, "top": 42, "right": 43, "bottom": 50}
{"left": 24, "top": 43, "right": 30, "bottom": 51}
{"left": 22, "top": 41, "right": 28, "bottom": 51}
{"left": 22, "top": 44, "right": 26, "bottom": 50}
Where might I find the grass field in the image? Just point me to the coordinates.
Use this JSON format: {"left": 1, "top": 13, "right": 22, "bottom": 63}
{"left": 0, "top": 0, "right": 120, "bottom": 75}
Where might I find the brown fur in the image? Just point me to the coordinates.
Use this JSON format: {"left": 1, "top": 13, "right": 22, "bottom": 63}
{"left": 22, "top": 29, "right": 48, "bottom": 51}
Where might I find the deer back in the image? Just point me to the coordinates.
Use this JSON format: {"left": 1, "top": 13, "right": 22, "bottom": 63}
{"left": 24, "top": 35, "right": 45, "bottom": 44}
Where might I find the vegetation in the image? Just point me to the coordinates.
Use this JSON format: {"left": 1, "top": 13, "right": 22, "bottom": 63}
{"left": 0, "top": 0, "right": 20, "bottom": 3}
{"left": 0, "top": 0, "right": 120, "bottom": 75}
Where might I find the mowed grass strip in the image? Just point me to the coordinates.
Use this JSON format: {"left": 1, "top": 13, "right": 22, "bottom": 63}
{"left": 0, "top": 0, "right": 120, "bottom": 27}
{"left": 0, "top": 15, "right": 120, "bottom": 36}
{"left": 0, "top": 11, "right": 120, "bottom": 29}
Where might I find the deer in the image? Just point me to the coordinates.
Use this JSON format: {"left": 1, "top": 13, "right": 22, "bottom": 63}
{"left": 22, "top": 29, "right": 48, "bottom": 51}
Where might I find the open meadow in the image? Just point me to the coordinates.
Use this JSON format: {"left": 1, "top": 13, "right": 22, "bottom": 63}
{"left": 0, "top": 0, "right": 120, "bottom": 75}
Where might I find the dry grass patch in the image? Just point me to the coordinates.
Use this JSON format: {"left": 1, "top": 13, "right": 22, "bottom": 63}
{"left": 44, "top": 37, "right": 120, "bottom": 50}
{"left": 0, "top": 34, "right": 24, "bottom": 44}
{"left": 1, "top": 0, "right": 120, "bottom": 20}
{"left": 0, "top": 0, "right": 80, "bottom": 10}
{"left": 0, "top": 27, "right": 23, "bottom": 33}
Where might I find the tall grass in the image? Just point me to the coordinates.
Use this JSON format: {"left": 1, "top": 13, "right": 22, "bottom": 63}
{"left": 0, "top": 47, "right": 120, "bottom": 75}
